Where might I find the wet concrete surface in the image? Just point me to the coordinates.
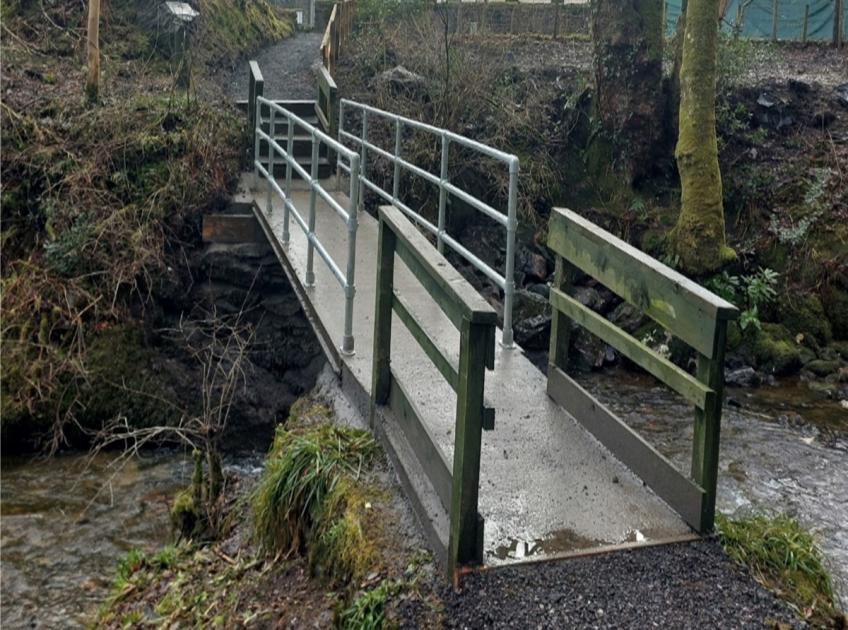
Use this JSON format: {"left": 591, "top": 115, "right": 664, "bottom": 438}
{"left": 243, "top": 174, "right": 692, "bottom": 564}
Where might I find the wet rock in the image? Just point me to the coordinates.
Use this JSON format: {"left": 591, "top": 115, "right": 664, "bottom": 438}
{"left": 527, "top": 283, "right": 550, "bottom": 299}
{"left": 572, "top": 328, "right": 616, "bottom": 370}
{"left": 516, "top": 247, "right": 549, "bottom": 283}
{"left": 811, "top": 109, "right": 836, "bottom": 128}
{"left": 606, "top": 302, "right": 645, "bottom": 334}
{"left": 574, "top": 286, "right": 601, "bottom": 310}
{"left": 725, "top": 367, "right": 762, "bottom": 388}
{"left": 373, "top": 66, "right": 426, "bottom": 96}
{"left": 788, "top": 78, "right": 811, "bottom": 95}
{"left": 512, "top": 289, "right": 551, "bottom": 350}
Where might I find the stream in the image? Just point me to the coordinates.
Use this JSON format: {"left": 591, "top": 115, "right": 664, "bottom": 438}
{"left": 1, "top": 374, "right": 846, "bottom": 627}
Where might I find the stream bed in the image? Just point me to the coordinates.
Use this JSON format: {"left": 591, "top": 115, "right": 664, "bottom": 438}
{"left": 577, "top": 369, "right": 848, "bottom": 607}
{"left": 1, "top": 373, "right": 846, "bottom": 626}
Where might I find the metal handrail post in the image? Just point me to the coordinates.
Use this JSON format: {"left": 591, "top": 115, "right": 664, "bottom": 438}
{"left": 283, "top": 118, "right": 295, "bottom": 245}
{"left": 359, "top": 110, "right": 368, "bottom": 212}
{"left": 342, "top": 154, "right": 361, "bottom": 356}
{"left": 306, "top": 132, "right": 320, "bottom": 287}
{"left": 437, "top": 134, "right": 449, "bottom": 255}
{"left": 265, "top": 109, "right": 276, "bottom": 215}
{"left": 501, "top": 158, "right": 519, "bottom": 348}
{"left": 392, "top": 119, "right": 402, "bottom": 203}
{"left": 336, "top": 100, "right": 345, "bottom": 192}
{"left": 253, "top": 100, "right": 262, "bottom": 188}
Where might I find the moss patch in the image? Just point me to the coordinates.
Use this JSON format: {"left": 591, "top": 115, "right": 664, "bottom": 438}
{"left": 746, "top": 323, "right": 802, "bottom": 376}
{"left": 780, "top": 293, "right": 833, "bottom": 345}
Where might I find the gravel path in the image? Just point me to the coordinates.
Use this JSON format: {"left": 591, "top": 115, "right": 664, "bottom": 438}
{"left": 227, "top": 31, "right": 323, "bottom": 100}
{"left": 440, "top": 541, "right": 803, "bottom": 629}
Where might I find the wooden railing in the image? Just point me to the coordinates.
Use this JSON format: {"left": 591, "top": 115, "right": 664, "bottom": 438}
{"left": 320, "top": 0, "right": 355, "bottom": 76}
{"left": 371, "top": 204, "right": 496, "bottom": 581}
{"left": 546, "top": 207, "right": 738, "bottom": 534}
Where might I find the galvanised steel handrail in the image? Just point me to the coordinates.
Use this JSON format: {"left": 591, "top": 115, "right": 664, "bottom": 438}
{"left": 336, "top": 98, "right": 519, "bottom": 348}
{"left": 254, "top": 95, "right": 362, "bottom": 355}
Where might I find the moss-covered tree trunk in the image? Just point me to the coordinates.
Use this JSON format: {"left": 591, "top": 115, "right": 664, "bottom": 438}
{"left": 590, "top": 0, "right": 663, "bottom": 185}
{"left": 669, "top": 0, "right": 735, "bottom": 273}
{"left": 85, "top": 0, "right": 101, "bottom": 103}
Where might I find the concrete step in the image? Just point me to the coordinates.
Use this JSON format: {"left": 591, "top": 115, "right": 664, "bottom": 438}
{"left": 258, "top": 116, "right": 321, "bottom": 136}
{"left": 237, "top": 99, "right": 317, "bottom": 120}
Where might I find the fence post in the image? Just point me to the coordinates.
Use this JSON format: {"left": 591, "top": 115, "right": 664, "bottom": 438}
{"left": 835, "top": 0, "right": 844, "bottom": 47}
{"left": 248, "top": 61, "right": 264, "bottom": 167}
{"left": 393, "top": 120, "right": 402, "bottom": 203}
{"left": 437, "top": 135, "right": 449, "bottom": 255}
{"left": 448, "top": 317, "right": 490, "bottom": 582}
{"left": 359, "top": 110, "right": 368, "bottom": 212}
{"left": 801, "top": 3, "right": 809, "bottom": 42}
{"left": 306, "top": 132, "right": 320, "bottom": 287}
{"left": 342, "top": 153, "right": 360, "bottom": 356}
{"left": 283, "top": 118, "right": 294, "bottom": 245}
{"left": 691, "top": 320, "right": 728, "bottom": 532}
{"left": 371, "top": 216, "right": 396, "bottom": 410}
{"left": 265, "top": 109, "right": 276, "bottom": 214}
{"left": 547, "top": 256, "right": 576, "bottom": 372}
{"left": 501, "top": 157, "right": 519, "bottom": 349}
{"left": 772, "top": 0, "right": 779, "bottom": 41}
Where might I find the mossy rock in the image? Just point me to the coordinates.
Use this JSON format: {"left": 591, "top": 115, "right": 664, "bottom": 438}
{"left": 803, "top": 359, "right": 842, "bottom": 378}
{"left": 822, "top": 287, "right": 848, "bottom": 341}
{"left": 749, "top": 323, "right": 802, "bottom": 376}
{"left": 780, "top": 294, "right": 833, "bottom": 345}
{"left": 83, "top": 325, "right": 183, "bottom": 431}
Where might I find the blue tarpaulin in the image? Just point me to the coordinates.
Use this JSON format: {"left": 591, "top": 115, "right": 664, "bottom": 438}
{"left": 664, "top": 0, "right": 846, "bottom": 42}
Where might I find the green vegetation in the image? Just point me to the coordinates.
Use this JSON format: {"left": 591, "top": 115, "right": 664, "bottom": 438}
{"left": 338, "top": 579, "right": 402, "bottom": 630}
{"left": 706, "top": 268, "right": 779, "bottom": 333}
{"left": 716, "top": 513, "right": 842, "bottom": 625}
{"left": 0, "top": 0, "right": 293, "bottom": 451}
{"left": 251, "top": 411, "right": 379, "bottom": 580}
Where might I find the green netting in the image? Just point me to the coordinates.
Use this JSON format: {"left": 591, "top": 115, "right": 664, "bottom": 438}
{"left": 664, "top": 0, "right": 846, "bottom": 42}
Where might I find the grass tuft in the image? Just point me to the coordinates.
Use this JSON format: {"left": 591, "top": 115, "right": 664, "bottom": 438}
{"left": 251, "top": 420, "right": 377, "bottom": 557}
{"left": 716, "top": 513, "right": 841, "bottom": 623}
{"left": 337, "top": 579, "right": 401, "bottom": 630}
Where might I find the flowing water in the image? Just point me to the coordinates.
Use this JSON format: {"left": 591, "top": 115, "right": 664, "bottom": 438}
{"left": 1, "top": 375, "right": 846, "bottom": 626}
{"left": 1, "top": 451, "right": 193, "bottom": 628}
{"left": 577, "top": 369, "right": 848, "bottom": 607}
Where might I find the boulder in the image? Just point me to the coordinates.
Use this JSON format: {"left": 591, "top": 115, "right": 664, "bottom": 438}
{"left": 373, "top": 66, "right": 426, "bottom": 96}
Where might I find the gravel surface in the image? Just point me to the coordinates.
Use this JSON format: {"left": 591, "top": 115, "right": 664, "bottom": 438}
{"left": 227, "top": 31, "right": 323, "bottom": 100}
{"left": 440, "top": 541, "right": 803, "bottom": 629}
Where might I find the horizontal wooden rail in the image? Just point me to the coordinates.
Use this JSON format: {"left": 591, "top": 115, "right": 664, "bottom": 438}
{"left": 548, "top": 209, "right": 737, "bottom": 358}
{"left": 546, "top": 207, "right": 738, "bottom": 533}
{"left": 372, "top": 204, "right": 496, "bottom": 582}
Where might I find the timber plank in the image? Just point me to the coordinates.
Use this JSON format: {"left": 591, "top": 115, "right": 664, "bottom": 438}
{"left": 389, "top": 374, "right": 454, "bottom": 513}
{"left": 547, "top": 208, "right": 738, "bottom": 358}
{"left": 393, "top": 291, "right": 459, "bottom": 389}
{"left": 380, "top": 206, "right": 496, "bottom": 326}
{"left": 547, "top": 365, "right": 705, "bottom": 531}
{"left": 549, "top": 287, "right": 711, "bottom": 410}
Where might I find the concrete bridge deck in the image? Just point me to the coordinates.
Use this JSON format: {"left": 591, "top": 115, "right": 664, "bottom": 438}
{"left": 240, "top": 174, "right": 693, "bottom": 565}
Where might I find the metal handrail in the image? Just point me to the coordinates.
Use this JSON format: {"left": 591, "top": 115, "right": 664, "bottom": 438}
{"left": 254, "top": 96, "right": 362, "bottom": 355}
{"left": 337, "top": 98, "right": 519, "bottom": 348}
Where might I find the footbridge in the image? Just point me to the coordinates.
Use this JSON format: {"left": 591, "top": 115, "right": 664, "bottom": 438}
{"left": 221, "top": 61, "right": 738, "bottom": 582}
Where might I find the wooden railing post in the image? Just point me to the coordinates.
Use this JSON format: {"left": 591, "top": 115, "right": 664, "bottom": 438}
{"left": 548, "top": 256, "right": 576, "bottom": 373}
{"left": 371, "top": 218, "right": 396, "bottom": 413}
{"left": 691, "top": 319, "right": 728, "bottom": 532}
{"left": 448, "top": 317, "right": 491, "bottom": 581}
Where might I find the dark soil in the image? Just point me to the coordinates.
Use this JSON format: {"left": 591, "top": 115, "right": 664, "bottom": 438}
{"left": 227, "top": 31, "right": 323, "bottom": 100}
{"left": 441, "top": 541, "right": 804, "bottom": 629}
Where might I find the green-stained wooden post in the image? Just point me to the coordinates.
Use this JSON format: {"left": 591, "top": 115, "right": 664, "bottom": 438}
{"left": 691, "top": 319, "right": 728, "bottom": 532}
{"left": 548, "top": 256, "right": 576, "bottom": 373}
{"left": 371, "top": 218, "right": 396, "bottom": 414}
{"left": 448, "top": 318, "right": 491, "bottom": 582}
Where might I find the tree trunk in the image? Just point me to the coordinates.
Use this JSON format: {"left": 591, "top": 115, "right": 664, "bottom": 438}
{"left": 590, "top": 0, "right": 663, "bottom": 185}
{"left": 86, "top": 0, "right": 101, "bottom": 103}
{"left": 668, "top": 0, "right": 735, "bottom": 273}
